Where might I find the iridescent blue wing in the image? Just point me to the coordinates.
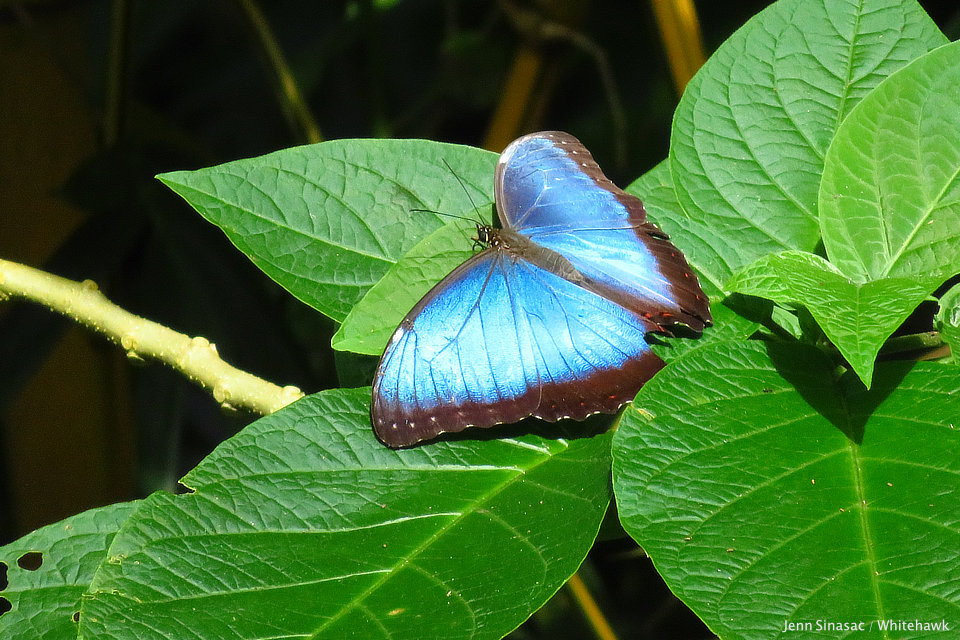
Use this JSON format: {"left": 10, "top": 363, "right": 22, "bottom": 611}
{"left": 371, "top": 248, "right": 663, "bottom": 448}
{"left": 495, "top": 131, "right": 711, "bottom": 331}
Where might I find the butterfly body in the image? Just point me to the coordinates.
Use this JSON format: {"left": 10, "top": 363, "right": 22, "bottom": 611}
{"left": 372, "top": 132, "right": 711, "bottom": 447}
{"left": 479, "top": 225, "right": 585, "bottom": 283}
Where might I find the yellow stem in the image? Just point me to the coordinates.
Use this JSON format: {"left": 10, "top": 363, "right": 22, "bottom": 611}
{"left": 0, "top": 258, "right": 304, "bottom": 415}
{"left": 483, "top": 45, "right": 544, "bottom": 152}
{"left": 566, "top": 571, "right": 619, "bottom": 640}
{"left": 649, "top": 0, "right": 706, "bottom": 94}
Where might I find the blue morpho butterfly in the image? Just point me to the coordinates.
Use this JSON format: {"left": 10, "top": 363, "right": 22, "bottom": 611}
{"left": 372, "top": 131, "right": 711, "bottom": 448}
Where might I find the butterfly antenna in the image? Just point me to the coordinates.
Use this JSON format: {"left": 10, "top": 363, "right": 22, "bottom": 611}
{"left": 442, "top": 158, "right": 484, "bottom": 222}
{"left": 409, "top": 208, "right": 479, "bottom": 225}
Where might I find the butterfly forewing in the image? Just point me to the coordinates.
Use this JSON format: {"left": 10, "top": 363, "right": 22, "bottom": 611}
{"left": 496, "top": 131, "right": 711, "bottom": 331}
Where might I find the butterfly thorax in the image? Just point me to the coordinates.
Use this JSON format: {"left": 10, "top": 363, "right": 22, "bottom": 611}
{"left": 477, "top": 224, "right": 584, "bottom": 284}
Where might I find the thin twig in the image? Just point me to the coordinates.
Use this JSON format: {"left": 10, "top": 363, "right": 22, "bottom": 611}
{"left": 103, "top": 0, "right": 130, "bottom": 145}
{"left": 236, "top": 0, "right": 323, "bottom": 143}
{"left": 495, "top": 0, "right": 629, "bottom": 166}
{"left": 566, "top": 570, "right": 619, "bottom": 640}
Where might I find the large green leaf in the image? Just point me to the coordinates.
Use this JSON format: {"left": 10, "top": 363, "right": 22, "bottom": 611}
{"left": 332, "top": 218, "right": 476, "bottom": 356}
{"left": 668, "top": 0, "right": 945, "bottom": 289}
{"left": 0, "top": 502, "right": 138, "bottom": 640}
{"left": 727, "top": 250, "right": 944, "bottom": 385}
{"left": 936, "top": 283, "right": 960, "bottom": 365}
{"left": 820, "top": 39, "right": 960, "bottom": 282}
{"left": 613, "top": 340, "right": 960, "bottom": 640}
{"left": 158, "top": 140, "right": 497, "bottom": 322}
{"left": 79, "top": 389, "right": 612, "bottom": 640}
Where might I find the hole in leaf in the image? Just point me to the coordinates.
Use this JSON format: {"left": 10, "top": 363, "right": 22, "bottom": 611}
{"left": 17, "top": 552, "right": 42, "bottom": 571}
{"left": 0, "top": 596, "right": 10, "bottom": 617}
{"left": 0, "top": 562, "right": 7, "bottom": 590}
{"left": 73, "top": 611, "right": 81, "bottom": 623}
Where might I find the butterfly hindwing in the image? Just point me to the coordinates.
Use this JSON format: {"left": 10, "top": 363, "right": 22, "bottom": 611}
{"left": 371, "top": 249, "right": 664, "bottom": 447}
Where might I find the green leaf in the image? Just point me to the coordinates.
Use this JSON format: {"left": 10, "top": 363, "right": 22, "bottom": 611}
{"left": 158, "top": 140, "right": 497, "bottom": 322}
{"left": 727, "top": 250, "right": 945, "bottom": 385}
{"left": 648, "top": 298, "right": 762, "bottom": 364}
{"left": 936, "top": 282, "right": 960, "bottom": 365}
{"left": 80, "top": 389, "right": 612, "bottom": 640}
{"left": 613, "top": 340, "right": 960, "bottom": 640}
{"left": 668, "top": 0, "right": 945, "bottom": 288}
{"left": 821, "top": 39, "right": 960, "bottom": 282}
{"left": 0, "top": 502, "right": 138, "bottom": 640}
{"left": 333, "top": 218, "right": 476, "bottom": 355}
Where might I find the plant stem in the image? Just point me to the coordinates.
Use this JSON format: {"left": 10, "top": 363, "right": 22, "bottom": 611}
{"left": 0, "top": 258, "right": 304, "bottom": 415}
{"left": 879, "top": 331, "right": 945, "bottom": 357}
{"left": 103, "top": 0, "right": 130, "bottom": 146}
{"left": 649, "top": 0, "right": 705, "bottom": 95}
{"left": 494, "top": 1, "right": 628, "bottom": 166}
{"left": 236, "top": 0, "right": 323, "bottom": 144}
{"left": 566, "top": 571, "right": 619, "bottom": 640}
{"left": 483, "top": 44, "right": 543, "bottom": 153}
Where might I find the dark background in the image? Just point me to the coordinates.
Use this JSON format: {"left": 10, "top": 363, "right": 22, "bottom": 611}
{"left": 1, "top": 1, "right": 957, "bottom": 637}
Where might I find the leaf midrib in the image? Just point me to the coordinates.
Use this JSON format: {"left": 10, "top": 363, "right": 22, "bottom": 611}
{"left": 307, "top": 444, "right": 571, "bottom": 639}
